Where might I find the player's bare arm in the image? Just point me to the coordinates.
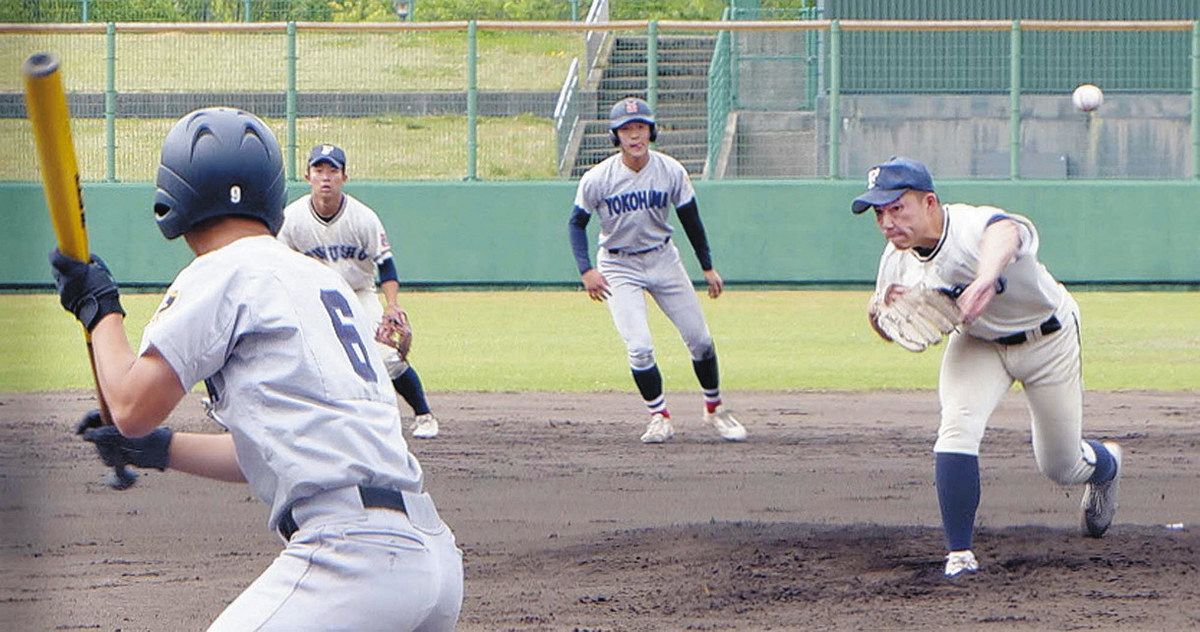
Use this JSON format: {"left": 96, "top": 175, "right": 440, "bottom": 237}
{"left": 380, "top": 278, "right": 401, "bottom": 310}
{"left": 89, "top": 314, "right": 186, "bottom": 437}
{"left": 956, "top": 219, "right": 1021, "bottom": 324}
{"left": 168, "top": 432, "right": 246, "bottom": 482}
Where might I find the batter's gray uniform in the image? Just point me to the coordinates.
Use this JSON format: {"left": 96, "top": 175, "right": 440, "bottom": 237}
{"left": 144, "top": 236, "right": 462, "bottom": 630}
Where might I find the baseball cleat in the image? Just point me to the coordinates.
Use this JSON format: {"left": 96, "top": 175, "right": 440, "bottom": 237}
{"left": 640, "top": 413, "right": 675, "bottom": 444}
{"left": 411, "top": 413, "right": 439, "bottom": 439}
{"left": 704, "top": 406, "right": 747, "bottom": 442}
{"left": 1081, "top": 441, "right": 1122, "bottom": 538}
{"left": 943, "top": 550, "right": 979, "bottom": 578}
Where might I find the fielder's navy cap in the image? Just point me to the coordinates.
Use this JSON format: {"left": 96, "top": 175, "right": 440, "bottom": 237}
{"left": 308, "top": 144, "right": 346, "bottom": 169}
{"left": 851, "top": 156, "right": 935, "bottom": 214}
{"left": 609, "top": 97, "right": 655, "bottom": 130}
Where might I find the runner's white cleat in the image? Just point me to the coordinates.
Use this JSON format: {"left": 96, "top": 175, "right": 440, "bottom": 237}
{"left": 1081, "top": 441, "right": 1122, "bottom": 538}
{"left": 704, "top": 406, "right": 747, "bottom": 442}
{"left": 640, "top": 413, "right": 675, "bottom": 444}
{"left": 412, "top": 413, "right": 439, "bottom": 439}
{"left": 944, "top": 550, "right": 979, "bottom": 578}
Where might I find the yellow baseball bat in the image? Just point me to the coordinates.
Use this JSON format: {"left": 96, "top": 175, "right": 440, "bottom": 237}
{"left": 23, "top": 52, "right": 136, "bottom": 490}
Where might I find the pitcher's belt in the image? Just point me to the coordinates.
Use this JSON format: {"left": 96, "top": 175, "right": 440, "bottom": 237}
{"left": 993, "top": 315, "right": 1062, "bottom": 345}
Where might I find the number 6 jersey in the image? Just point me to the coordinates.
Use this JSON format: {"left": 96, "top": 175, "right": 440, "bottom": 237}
{"left": 139, "top": 235, "right": 423, "bottom": 533}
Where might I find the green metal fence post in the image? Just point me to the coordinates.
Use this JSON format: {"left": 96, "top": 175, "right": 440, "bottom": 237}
{"left": 82, "top": 0, "right": 89, "bottom": 22}
{"left": 286, "top": 22, "right": 297, "bottom": 181}
{"left": 1193, "top": 21, "right": 1199, "bottom": 180}
{"left": 1009, "top": 20, "right": 1021, "bottom": 180}
{"left": 827, "top": 20, "right": 840, "bottom": 179}
{"left": 105, "top": 23, "right": 116, "bottom": 182}
{"left": 466, "top": 21, "right": 478, "bottom": 181}
{"left": 571, "top": 0, "right": 579, "bottom": 21}
{"left": 647, "top": 21, "right": 658, "bottom": 113}
{"left": 243, "top": 0, "right": 252, "bottom": 22}
{"left": 731, "top": 20, "right": 740, "bottom": 109}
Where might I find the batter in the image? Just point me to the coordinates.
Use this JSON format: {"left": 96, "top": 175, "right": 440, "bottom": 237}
{"left": 854, "top": 156, "right": 1124, "bottom": 578}
{"left": 55, "top": 108, "right": 463, "bottom": 630}
{"left": 569, "top": 97, "right": 747, "bottom": 444}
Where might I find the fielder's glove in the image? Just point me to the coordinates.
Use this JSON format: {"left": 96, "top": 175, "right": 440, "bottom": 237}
{"left": 375, "top": 305, "right": 413, "bottom": 361}
{"left": 48, "top": 249, "right": 125, "bottom": 332}
{"left": 75, "top": 409, "right": 172, "bottom": 471}
{"left": 869, "top": 283, "right": 962, "bottom": 352}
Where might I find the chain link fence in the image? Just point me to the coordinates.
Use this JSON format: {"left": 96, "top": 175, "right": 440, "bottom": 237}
{"left": 1, "top": 15, "right": 1197, "bottom": 182}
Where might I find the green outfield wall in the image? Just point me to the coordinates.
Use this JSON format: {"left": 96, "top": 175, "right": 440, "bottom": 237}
{"left": 3, "top": 181, "right": 1197, "bottom": 287}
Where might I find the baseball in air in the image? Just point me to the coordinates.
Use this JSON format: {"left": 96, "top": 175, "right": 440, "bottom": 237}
{"left": 1072, "top": 84, "right": 1104, "bottom": 112}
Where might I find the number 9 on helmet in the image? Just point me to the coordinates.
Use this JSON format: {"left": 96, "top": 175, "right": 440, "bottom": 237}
{"left": 153, "top": 107, "right": 287, "bottom": 240}
{"left": 608, "top": 97, "right": 657, "bottom": 147}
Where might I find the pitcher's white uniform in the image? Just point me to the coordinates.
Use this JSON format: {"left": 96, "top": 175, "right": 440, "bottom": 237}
{"left": 143, "top": 236, "right": 462, "bottom": 630}
{"left": 279, "top": 193, "right": 408, "bottom": 378}
{"left": 874, "top": 203, "right": 1097, "bottom": 482}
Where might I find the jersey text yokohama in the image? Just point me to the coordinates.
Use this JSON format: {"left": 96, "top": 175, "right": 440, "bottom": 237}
{"left": 279, "top": 193, "right": 392, "bottom": 292}
{"left": 875, "top": 203, "right": 1067, "bottom": 340}
{"left": 574, "top": 150, "right": 695, "bottom": 252}
{"left": 140, "top": 236, "right": 422, "bottom": 531}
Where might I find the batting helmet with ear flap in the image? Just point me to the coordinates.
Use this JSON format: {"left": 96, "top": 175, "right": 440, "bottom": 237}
{"left": 153, "top": 107, "right": 286, "bottom": 240}
{"left": 608, "top": 97, "right": 657, "bottom": 147}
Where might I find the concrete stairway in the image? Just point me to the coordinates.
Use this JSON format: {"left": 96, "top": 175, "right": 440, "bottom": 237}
{"left": 570, "top": 35, "right": 715, "bottom": 178}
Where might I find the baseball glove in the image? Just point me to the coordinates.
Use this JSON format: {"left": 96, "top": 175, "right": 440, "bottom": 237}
{"left": 869, "top": 284, "right": 962, "bottom": 352}
{"left": 375, "top": 306, "right": 413, "bottom": 361}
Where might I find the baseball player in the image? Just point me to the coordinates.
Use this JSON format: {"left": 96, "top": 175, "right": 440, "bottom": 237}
{"left": 279, "top": 144, "right": 441, "bottom": 439}
{"left": 568, "top": 97, "right": 747, "bottom": 444}
{"left": 51, "top": 107, "right": 462, "bottom": 630}
{"left": 854, "top": 156, "right": 1123, "bottom": 578}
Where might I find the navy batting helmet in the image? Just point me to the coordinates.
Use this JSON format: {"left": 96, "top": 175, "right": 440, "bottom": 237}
{"left": 153, "top": 107, "right": 286, "bottom": 240}
{"left": 608, "top": 97, "right": 657, "bottom": 146}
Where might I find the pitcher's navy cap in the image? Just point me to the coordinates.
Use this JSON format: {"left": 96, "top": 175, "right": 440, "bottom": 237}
{"left": 308, "top": 144, "right": 346, "bottom": 169}
{"left": 851, "top": 157, "right": 934, "bottom": 214}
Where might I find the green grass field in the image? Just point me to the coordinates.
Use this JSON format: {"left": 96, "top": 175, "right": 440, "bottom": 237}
{"left": 3, "top": 290, "right": 1196, "bottom": 393}
{"left": 0, "top": 31, "right": 578, "bottom": 92}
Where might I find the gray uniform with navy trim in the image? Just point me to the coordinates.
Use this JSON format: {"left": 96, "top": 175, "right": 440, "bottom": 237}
{"left": 574, "top": 150, "right": 713, "bottom": 367}
{"left": 142, "top": 236, "right": 462, "bottom": 631}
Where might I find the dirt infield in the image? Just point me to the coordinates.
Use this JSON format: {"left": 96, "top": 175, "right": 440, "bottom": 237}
{"left": 3, "top": 389, "right": 1198, "bottom": 631}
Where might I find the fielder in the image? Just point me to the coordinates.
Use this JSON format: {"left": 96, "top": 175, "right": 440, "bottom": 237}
{"left": 279, "top": 144, "right": 441, "bottom": 439}
{"left": 569, "top": 97, "right": 747, "bottom": 444}
{"left": 53, "top": 107, "right": 462, "bottom": 630}
{"left": 854, "top": 156, "right": 1123, "bottom": 578}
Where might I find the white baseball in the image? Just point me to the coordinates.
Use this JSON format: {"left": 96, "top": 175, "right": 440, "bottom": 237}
{"left": 1072, "top": 84, "right": 1103, "bottom": 112}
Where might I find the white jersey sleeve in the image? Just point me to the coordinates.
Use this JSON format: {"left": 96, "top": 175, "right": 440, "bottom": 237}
{"left": 140, "top": 236, "right": 422, "bottom": 532}
{"left": 872, "top": 203, "right": 1068, "bottom": 341}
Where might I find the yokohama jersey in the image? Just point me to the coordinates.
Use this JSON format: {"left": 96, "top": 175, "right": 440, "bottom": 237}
{"left": 573, "top": 150, "right": 696, "bottom": 253}
{"left": 279, "top": 193, "right": 392, "bottom": 292}
{"left": 139, "top": 236, "right": 423, "bottom": 532}
{"left": 874, "top": 203, "right": 1069, "bottom": 340}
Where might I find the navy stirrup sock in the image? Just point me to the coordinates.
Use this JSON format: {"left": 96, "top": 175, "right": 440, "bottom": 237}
{"left": 691, "top": 354, "right": 719, "bottom": 391}
{"left": 631, "top": 365, "right": 664, "bottom": 403}
{"left": 1086, "top": 439, "right": 1117, "bottom": 484}
{"left": 392, "top": 367, "right": 430, "bottom": 416}
{"left": 935, "top": 452, "right": 981, "bottom": 551}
